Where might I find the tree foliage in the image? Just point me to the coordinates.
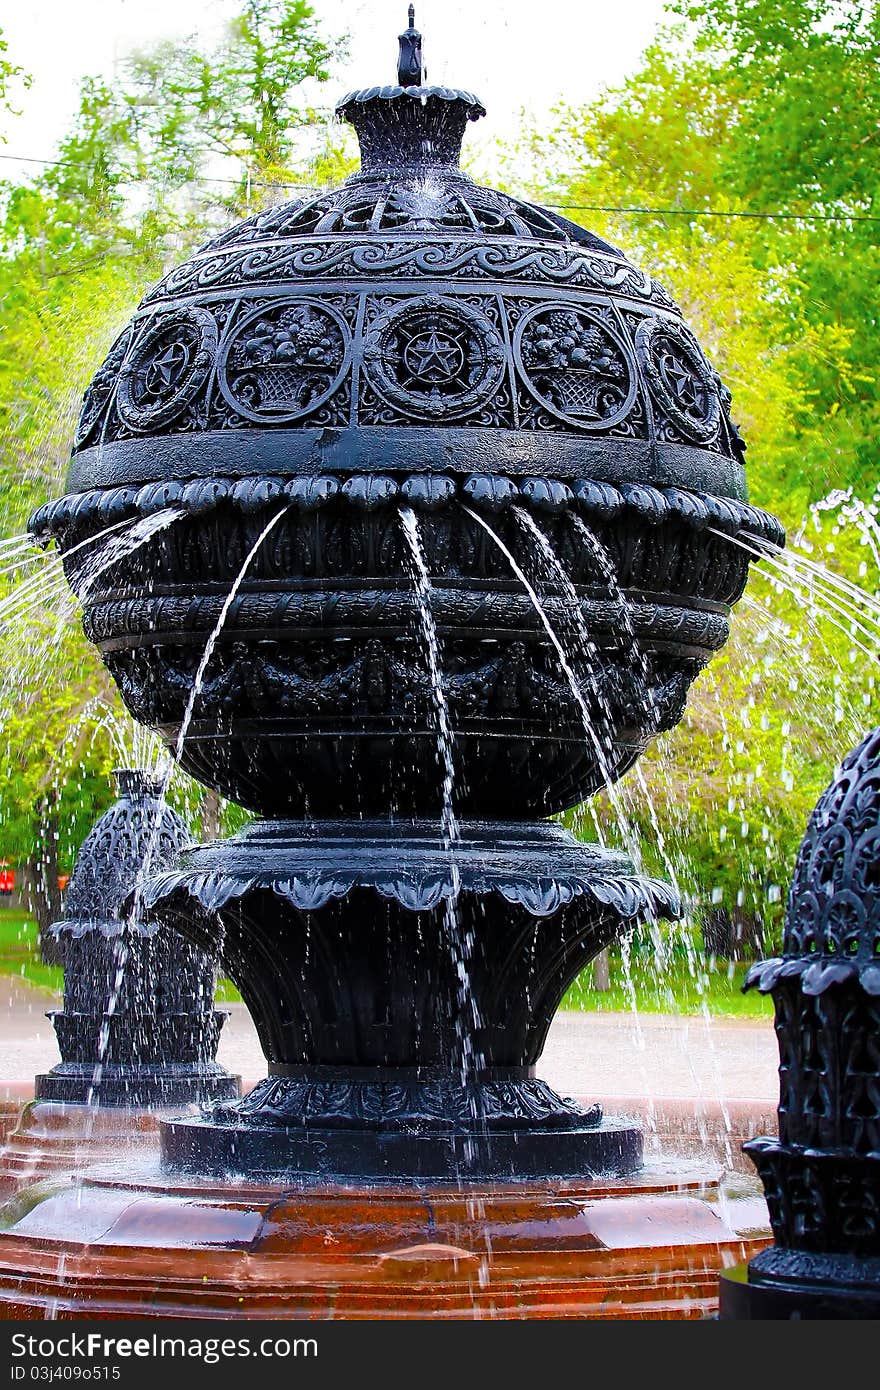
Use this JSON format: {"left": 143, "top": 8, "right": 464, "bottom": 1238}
{"left": 519, "top": 0, "right": 880, "bottom": 940}
{"left": 0, "top": 2, "right": 345, "bottom": 872}
{"left": 0, "top": 26, "right": 29, "bottom": 137}
{"left": 96, "top": 0, "right": 347, "bottom": 215}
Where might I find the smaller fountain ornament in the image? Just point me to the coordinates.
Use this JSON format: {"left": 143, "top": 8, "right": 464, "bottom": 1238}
{"left": 35, "top": 769, "right": 237, "bottom": 1108}
{"left": 721, "top": 727, "right": 880, "bottom": 1319}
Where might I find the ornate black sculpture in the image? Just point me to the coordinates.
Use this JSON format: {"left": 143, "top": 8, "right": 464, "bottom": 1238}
{"left": 150, "top": 820, "right": 676, "bottom": 1176}
{"left": 36, "top": 770, "right": 237, "bottom": 1108}
{"left": 30, "top": 13, "right": 781, "bottom": 1179}
{"left": 721, "top": 727, "right": 880, "bottom": 1318}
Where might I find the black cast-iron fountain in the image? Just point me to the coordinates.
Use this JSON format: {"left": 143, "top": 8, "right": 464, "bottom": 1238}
{"left": 27, "top": 10, "right": 783, "bottom": 1186}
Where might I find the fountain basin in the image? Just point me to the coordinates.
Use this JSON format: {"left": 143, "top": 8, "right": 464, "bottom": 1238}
{"left": 0, "top": 1162, "right": 769, "bottom": 1320}
{"left": 0, "top": 1102, "right": 169, "bottom": 1198}
{"left": 137, "top": 819, "right": 675, "bottom": 1180}
{"left": 140, "top": 819, "right": 676, "bottom": 1070}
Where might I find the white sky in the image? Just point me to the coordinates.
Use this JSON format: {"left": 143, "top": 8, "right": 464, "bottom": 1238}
{"left": 1, "top": 0, "right": 668, "bottom": 171}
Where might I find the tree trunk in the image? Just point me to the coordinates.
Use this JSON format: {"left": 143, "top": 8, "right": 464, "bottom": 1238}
{"left": 702, "top": 908, "right": 733, "bottom": 958}
{"left": 25, "top": 805, "right": 63, "bottom": 963}
{"left": 20, "top": 857, "right": 41, "bottom": 925}
{"left": 732, "top": 906, "right": 765, "bottom": 961}
{"left": 201, "top": 788, "right": 223, "bottom": 841}
{"left": 592, "top": 948, "right": 611, "bottom": 992}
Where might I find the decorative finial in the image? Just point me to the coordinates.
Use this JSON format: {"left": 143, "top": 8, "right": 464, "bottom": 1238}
{"left": 398, "top": 5, "right": 423, "bottom": 87}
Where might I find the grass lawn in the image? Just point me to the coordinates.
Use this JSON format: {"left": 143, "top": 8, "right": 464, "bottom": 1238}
{"left": 214, "top": 977, "right": 242, "bottom": 1003}
{"left": 0, "top": 906, "right": 772, "bottom": 1018}
{"left": 562, "top": 949, "right": 773, "bottom": 1018}
{"left": 0, "top": 908, "right": 63, "bottom": 995}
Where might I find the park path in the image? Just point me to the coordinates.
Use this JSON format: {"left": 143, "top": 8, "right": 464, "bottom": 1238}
{"left": 0, "top": 976, "right": 780, "bottom": 1169}
{"left": 0, "top": 975, "right": 778, "bottom": 1103}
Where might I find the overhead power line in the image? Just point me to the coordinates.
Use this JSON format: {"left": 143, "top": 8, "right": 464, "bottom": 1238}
{"left": 0, "top": 151, "right": 877, "bottom": 222}
{"left": 0, "top": 151, "right": 251, "bottom": 188}
{"left": 550, "top": 203, "right": 880, "bottom": 223}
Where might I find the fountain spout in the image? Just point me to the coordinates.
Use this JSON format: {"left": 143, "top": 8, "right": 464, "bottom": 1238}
{"left": 337, "top": 12, "right": 485, "bottom": 175}
{"left": 398, "top": 5, "right": 423, "bottom": 87}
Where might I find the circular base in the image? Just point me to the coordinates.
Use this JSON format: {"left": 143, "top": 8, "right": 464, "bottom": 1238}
{"left": 162, "top": 1113, "right": 642, "bottom": 1182}
{"left": 35, "top": 1063, "right": 239, "bottom": 1108}
{"left": 720, "top": 1250, "right": 880, "bottom": 1320}
{"left": 0, "top": 1162, "right": 769, "bottom": 1320}
{"left": 160, "top": 1066, "right": 641, "bottom": 1182}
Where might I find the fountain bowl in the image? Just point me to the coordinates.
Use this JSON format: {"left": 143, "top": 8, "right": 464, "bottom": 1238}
{"left": 34, "top": 479, "right": 779, "bottom": 818}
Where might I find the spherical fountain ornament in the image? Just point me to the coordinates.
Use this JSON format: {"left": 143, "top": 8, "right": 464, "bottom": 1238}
{"left": 35, "top": 769, "right": 236, "bottom": 1108}
{"left": 29, "top": 16, "right": 780, "bottom": 822}
{"left": 26, "top": 10, "right": 782, "bottom": 1182}
{"left": 721, "top": 727, "right": 880, "bottom": 1319}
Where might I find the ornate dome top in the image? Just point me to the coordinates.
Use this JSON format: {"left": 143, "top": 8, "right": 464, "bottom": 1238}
{"left": 54, "top": 769, "right": 191, "bottom": 937}
{"left": 748, "top": 727, "right": 880, "bottom": 996}
{"left": 57, "top": 8, "right": 748, "bottom": 511}
{"left": 194, "top": 167, "right": 611, "bottom": 249}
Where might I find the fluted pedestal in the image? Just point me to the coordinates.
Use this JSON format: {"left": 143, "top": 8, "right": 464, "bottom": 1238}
{"left": 144, "top": 818, "right": 675, "bottom": 1181}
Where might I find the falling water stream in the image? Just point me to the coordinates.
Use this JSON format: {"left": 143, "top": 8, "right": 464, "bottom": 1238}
{"left": 721, "top": 529, "right": 880, "bottom": 659}
{"left": 399, "top": 508, "right": 485, "bottom": 1113}
{"left": 537, "top": 507, "right": 738, "bottom": 1140}
{"left": 460, "top": 503, "right": 749, "bottom": 1145}
{"left": 398, "top": 509, "right": 459, "bottom": 850}
{"left": 0, "top": 509, "right": 192, "bottom": 1180}
{"left": 4, "top": 485, "right": 880, "bottom": 1180}
{"left": 86, "top": 506, "right": 290, "bottom": 1109}
{"left": 567, "top": 512, "right": 667, "bottom": 745}
{"left": 0, "top": 514, "right": 164, "bottom": 632}
{"left": 770, "top": 542, "right": 880, "bottom": 626}
{"left": 463, "top": 505, "right": 633, "bottom": 840}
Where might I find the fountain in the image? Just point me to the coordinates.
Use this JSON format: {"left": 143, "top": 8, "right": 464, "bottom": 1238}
{"left": 0, "top": 772, "right": 238, "bottom": 1194}
{"left": 721, "top": 727, "right": 880, "bottom": 1319}
{"left": 0, "top": 11, "right": 783, "bottom": 1317}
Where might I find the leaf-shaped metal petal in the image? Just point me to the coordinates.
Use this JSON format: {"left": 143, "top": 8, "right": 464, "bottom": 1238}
{"left": 499, "top": 879, "right": 574, "bottom": 916}
{"left": 801, "top": 961, "right": 857, "bottom": 995}
{"left": 273, "top": 875, "right": 356, "bottom": 910}
{"left": 375, "top": 875, "right": 452, "bottom": 910}
{"left": 858, "top": 964, "right": 880, "bottom": 995}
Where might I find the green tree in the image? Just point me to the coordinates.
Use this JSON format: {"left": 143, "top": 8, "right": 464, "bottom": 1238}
{"left": 0, "top": 26, "right": 29, "bottom": 137}
{"left": 672, "top": 0, "right": 880, "bottom": 502}
{"left": 107, "top": 0, "right": 348, "bottom": 216}
{"left": 519, "top": 2, "right": 880, "bottom": 948}
{"left": 0, "top": 2, "right": 345, "bottom": 876}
